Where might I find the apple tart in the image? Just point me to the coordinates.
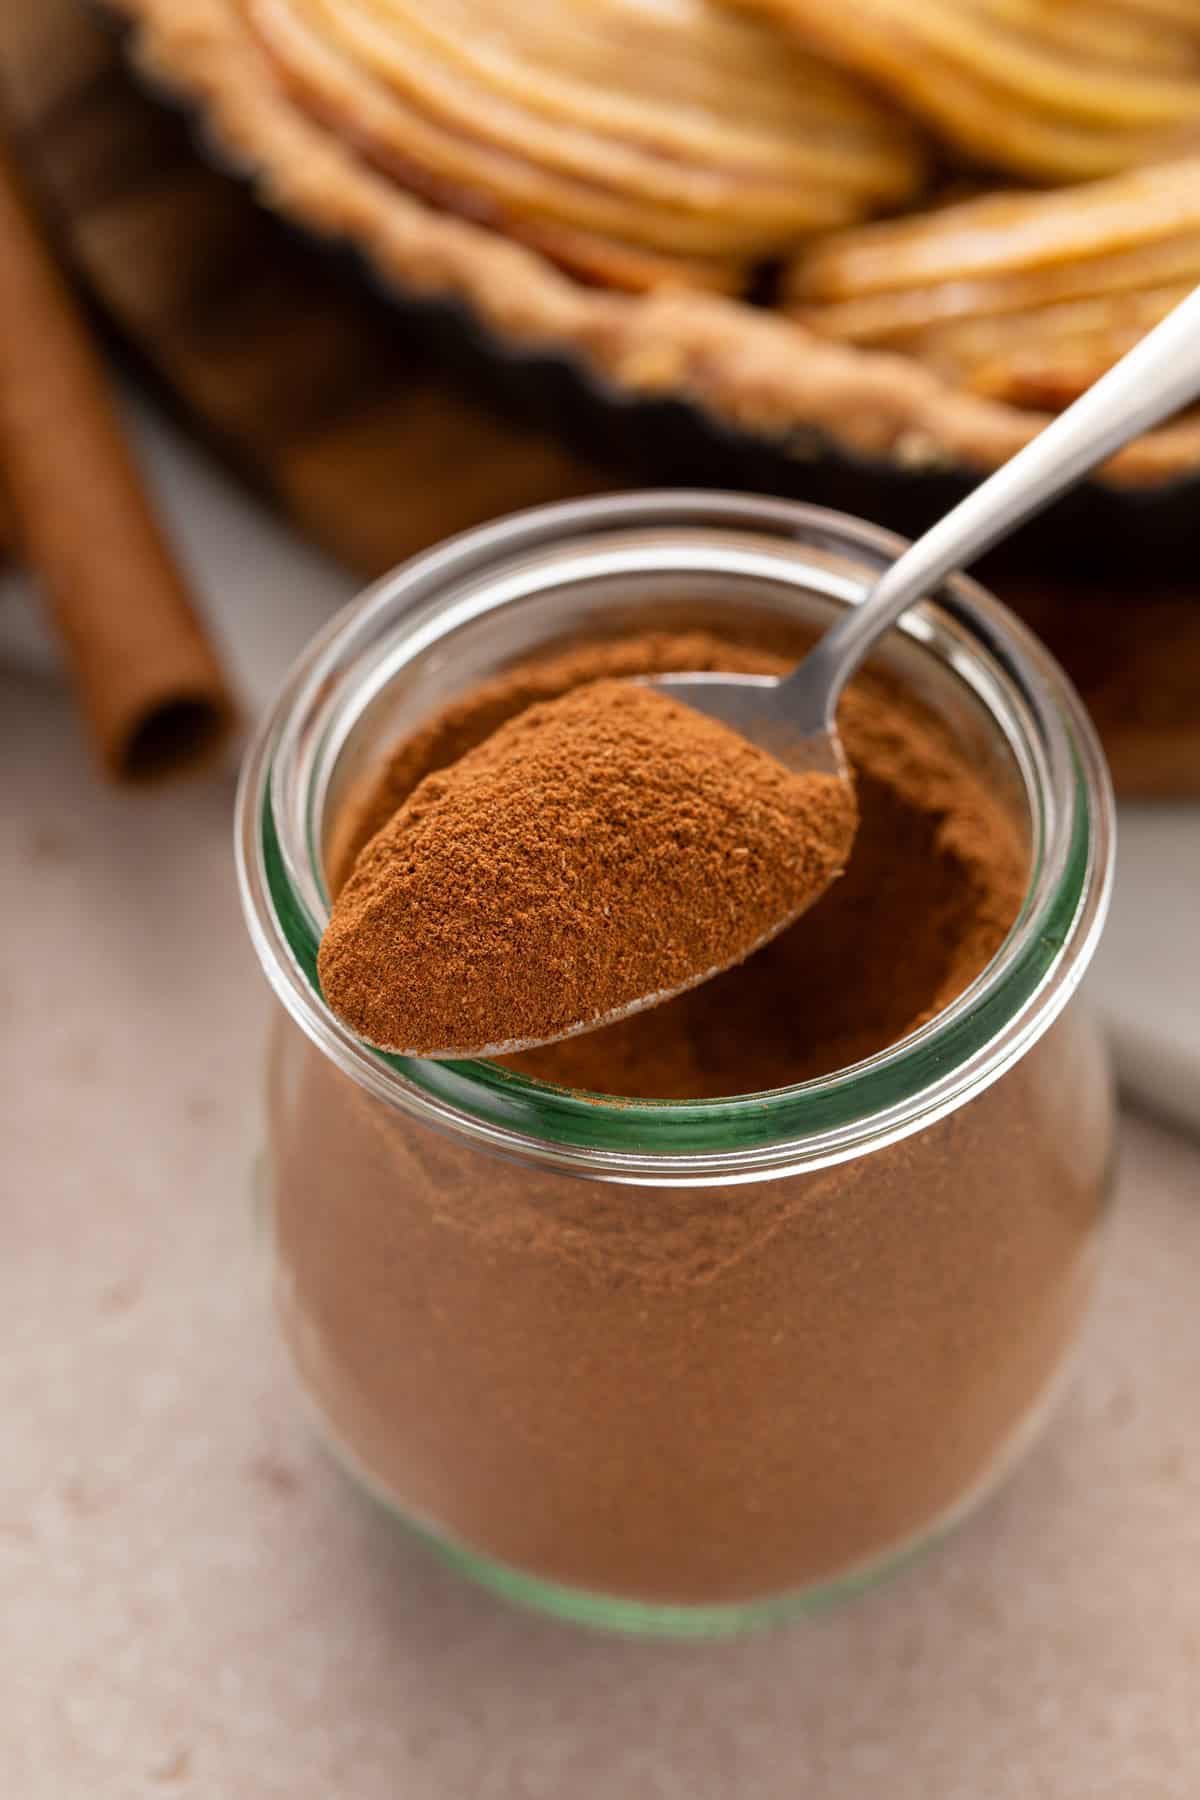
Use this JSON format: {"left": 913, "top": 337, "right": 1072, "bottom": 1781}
{"left": 109, "top": 0, "right": 1200, "bottom": 485}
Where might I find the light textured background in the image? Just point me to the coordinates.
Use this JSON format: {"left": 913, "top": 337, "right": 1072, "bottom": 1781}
{"left": 2, "top": 388, "right": 1199, "bottom": 1796}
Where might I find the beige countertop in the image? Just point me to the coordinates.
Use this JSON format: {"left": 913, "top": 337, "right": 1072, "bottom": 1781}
{"left": 4, "top": 664, "right": 1199, "bottom": 1799}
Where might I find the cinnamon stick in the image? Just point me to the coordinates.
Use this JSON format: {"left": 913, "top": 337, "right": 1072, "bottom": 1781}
{"left": 0, "top": 131, "right": 235, "bottom": 779}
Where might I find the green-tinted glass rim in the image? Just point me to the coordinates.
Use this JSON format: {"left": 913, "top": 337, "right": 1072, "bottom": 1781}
{"left": 235, "top": 492, "right": 1114, "bottom": 1185}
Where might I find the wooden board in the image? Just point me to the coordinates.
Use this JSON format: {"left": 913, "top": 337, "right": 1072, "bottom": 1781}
{"left": 0, "top": 0, "right": 1197, "bottom": 793}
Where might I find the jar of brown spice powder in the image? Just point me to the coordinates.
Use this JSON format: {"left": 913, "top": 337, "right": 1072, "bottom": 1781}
{"left": 237, "top": 494, "right": 1116, "bottom": 1636}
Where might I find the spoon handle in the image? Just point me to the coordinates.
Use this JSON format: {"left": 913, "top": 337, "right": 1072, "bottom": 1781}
{"left": 805, "top": 281, "right": 1200, "bottom": 708}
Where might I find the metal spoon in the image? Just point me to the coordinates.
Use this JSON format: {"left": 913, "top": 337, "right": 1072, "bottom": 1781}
{"left": 647, "top": 284, "right": 1200, "bottom": 781}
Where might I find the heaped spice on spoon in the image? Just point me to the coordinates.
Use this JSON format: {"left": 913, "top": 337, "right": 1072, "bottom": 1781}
{"left": 317, "top": 678, "right": 857, "bottom": 1056}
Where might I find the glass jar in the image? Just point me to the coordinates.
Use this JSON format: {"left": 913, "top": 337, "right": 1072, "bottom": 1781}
{"left": 236, "top": 492, "right": 1116, "bottom": 1637}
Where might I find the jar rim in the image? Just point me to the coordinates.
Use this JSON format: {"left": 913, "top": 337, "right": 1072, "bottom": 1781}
{"left": 235, "top": 491, "right": 1114, "bottom": 1186}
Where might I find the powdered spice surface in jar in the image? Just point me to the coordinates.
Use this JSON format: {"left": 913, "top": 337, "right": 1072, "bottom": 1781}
{"left": 325, "top": 628, "right": 1027, "bottom": 1094}
{"left": 318, "top": 678, "right": 858, "bottom": 1056}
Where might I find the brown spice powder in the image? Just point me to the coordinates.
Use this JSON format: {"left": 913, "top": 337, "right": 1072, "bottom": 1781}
{"left": 331, "top": 628, "right": 1027, "bottom": 1096}
{"left": 272, "top": 1008, "right": 1110, "bottom": 1603}
{"left": 318, "top": 679, "right": 857, "bottom": 1056}
{"left": 268, "top": 624, "right": 1113, "bottom": 1606}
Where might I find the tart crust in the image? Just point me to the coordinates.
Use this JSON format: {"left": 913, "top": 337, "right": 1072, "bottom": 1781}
{"left": 110, "top": 0, "right": 1200, "bottom": 483}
